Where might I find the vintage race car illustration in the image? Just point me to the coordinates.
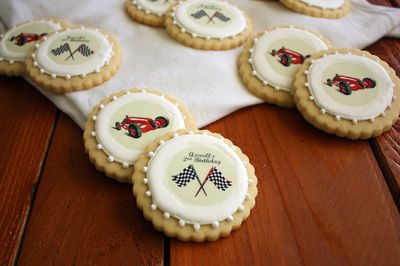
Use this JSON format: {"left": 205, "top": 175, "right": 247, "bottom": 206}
{"left": 9, "top": 32, "right": 47, "bottom": 46}
{"left": 114, "top": 115, "right": 169, "bottom": 138}
{"left": 325, "top": 74, "right": 376, "bottom": 95}
{"left": 270, "top": 47, "right": 310, "bottom": 67}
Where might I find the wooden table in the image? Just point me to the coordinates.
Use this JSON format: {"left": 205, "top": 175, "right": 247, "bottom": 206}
{"left": 1, "top": 1, "right": 400, "bottom": 265}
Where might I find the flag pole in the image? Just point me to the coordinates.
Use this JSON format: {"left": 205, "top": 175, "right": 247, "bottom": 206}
{"left": 192, "top": 165, "right": 207, "bottom": 197}
{"left": 195, "top": 166, "right": 214, "bottom": 197}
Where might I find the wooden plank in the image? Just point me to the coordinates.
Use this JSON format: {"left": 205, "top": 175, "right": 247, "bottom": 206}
{"left": 17, "top": 114, "right": 164, "bottom": 265}
{"left": 171, "top": 104, "right": 400, "bottom": 265}
{"left": 365, "top": 38, "right": 400, "bottom": 201}
{"left": 0, "top": 77, "right": 57, "bottom": 266}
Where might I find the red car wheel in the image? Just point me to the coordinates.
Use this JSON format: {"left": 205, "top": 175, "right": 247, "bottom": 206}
{"left": 155, "top": 116, "right": 169, "bottom": 128}
{"left": 363, "top": 78, "right": 376, "bottom": 88}
{"left": 128, "top": 123, "right": 142, "bottom": 138}
{"left": 339, "top": 81, "right": 352, "bottom": 95}
{"left": 115, "top": 122, "right": 121, "bottom": 130}
{"left": 280, "top": 54, "right": 292, "bottom": 67}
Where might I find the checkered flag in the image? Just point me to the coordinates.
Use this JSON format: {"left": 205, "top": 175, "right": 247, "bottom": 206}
{"left": 208, "top": 167, "right": 232, "bottom": 191}
{"left": 78, "top": 44, "right": 94, "bottom": 57}
{"left": 214, "top": 11, "right": 230, "bottom": 22}
{"left": 191, "top": 9, "right": 208, "bottom": 19}
{"left": 172, "top": 164, "right": 197, "bottom": 187}
{"left": 51, "top": 43, "right": 70, "bottom": 56}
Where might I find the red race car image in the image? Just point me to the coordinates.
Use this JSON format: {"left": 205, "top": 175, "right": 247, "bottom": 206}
{"left": 114, "top": 115, "right": 169, "bottom": 138}
{"left": 9, "top": 33, "right": 47, "bottom": 46}
{"left": 325, "top": 74, "right": 376, "bottom": 95}
{"left": 270, "top": 47, "right": 310, "bottom": 67}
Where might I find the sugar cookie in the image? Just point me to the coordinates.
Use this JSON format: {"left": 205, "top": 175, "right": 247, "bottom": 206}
{"left": 125, "top": 0, "right": 177, "bottom": 27}
{"left": 132, "top": 129, "right": 258, "bottom": 241}
{"left": 239, "top": 26, "right": 333, "bottom": 107}
{"left": 165, "top": 0, "right": 252, "bottom": 50}
{"left": 83, "top": 89, "right": 197, "bottom": 183}
{"left": 26, "top": 26, "right": 121, "bottom": 93}
{"left": 293, "top": 48, "right": 400, "bottom": 139}
{"left": 279, "top": 0, "right": 351, "bottom": 19}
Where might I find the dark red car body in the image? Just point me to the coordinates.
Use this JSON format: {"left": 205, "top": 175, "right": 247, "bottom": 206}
{"left": 270, "top": 47, "right": 310, "bottom": 67}
{"left": 114, "top": 115, "right": 169, "bottom": 138}
{"left": 326, "top": 74, "right": 376, "bottom": 95}
{"left": 9, "top": 33, "right": 47, "bottom": 46}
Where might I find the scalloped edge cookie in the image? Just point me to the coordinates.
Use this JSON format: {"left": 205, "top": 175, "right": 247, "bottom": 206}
{"left": 125, "top": 0, "right": 168, "bottom": 27}
{"left": 165, "top": 2, "right": 253, "bottom": 50}
{"left": 25, "top": 26, "right": 121, "bottom": 94}
{"left": 293, "top": 48, "right": 400, "bottom": 140}
{"left": 83, "top": 88, "right": 197, "bottom": 183}
{"left": 0, "top": 19, "right": 69, "bottom": 76}
{"left": 238, "top": 25, "right": 333, "bottom": 108}
{"left": 132, "top": 129, "right": 258, "bottom": 242}
{"left": 279, "top": 0, "right": 351, "bottom": 19}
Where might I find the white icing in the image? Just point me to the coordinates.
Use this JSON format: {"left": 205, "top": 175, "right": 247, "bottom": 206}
{"left": 0, "top": 20, "right": 62, "bottom": 62}
{"left": 134, "top": 0, "right": 176, "bottom": 16}
{"left": 299, "top": 0, "right": 344, "bottom": 9}
{"left": 147, "top": 134, "right": 249, "bottom": 225}
{"left": 308, "top": 53, "right": 393, "bottom": 121}
{"left": 95, "top": 92, "right": 186, "bottom": 164}
{"left": 174, "top": 0, "right": 246, "bottom": 39}
{"left": 251, "top": 28, "right": 328, "bottom": 92}
{"left": 35, "top": 28, "right": 113, "bottom": 77}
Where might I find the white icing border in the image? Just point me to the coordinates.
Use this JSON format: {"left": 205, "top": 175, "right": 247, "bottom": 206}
{"left": 32, "top": 26, "right": 114, "bottom": 79}
{"left": 172, "top": 0, "right": 247, "bottom": 40}
{"left": 0, "top": 19, "right": 62, "bottom": 64}
{"left": 298, "top": 0, "right": 345, "bottom": 10}
{"left": 143, "top": 131, "right": 253, "bottom": 230}
{"left": 90, "top": 89, "right": 188, "bottom": 167}
{"left": 305, "top": 52, "right": 396, "bottom": 123}
{"left": 248, "top": 26, "right": 329, "bottom": 92}
{"left": 132, "top": 0, "right": 176, "bottom": 17}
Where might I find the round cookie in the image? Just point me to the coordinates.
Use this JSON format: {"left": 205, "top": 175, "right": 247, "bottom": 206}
{"left": 25, "top": 26, "right": 121, "bottom": 94}
{"left": 0, "top": 19, "right": 68, "bottom": 76}
{"left": 125, "top": 0, "right": 177, "bottom": 27}
{"left": 165, "top": 0, "right": 252, "bottom": 50}
{"left": 293, "top": 48, "right": 400, "bottom": 139}
{"left": 279, "top": 0, "right": 351, "bottom": 19}
{"left": 132, "top": 129, "right": 258, "bottom": 242}
{"left": 83, "top": 88, "right": 197, "bottom": 183}
{"left": 238, "top": 26, "right": 333, "bottom": 108}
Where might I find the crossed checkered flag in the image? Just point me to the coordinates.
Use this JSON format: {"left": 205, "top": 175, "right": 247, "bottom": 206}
{"left": 191, "top": 10, "right": 208, "bottom": 19}
{"left": 208, "top": 167, "right": 232, "bottom": 191}
{"left": 214, "top": 11, "right": 230, "bottom": 22}
{"left": 77, "top": 44, "right": 94, "bottom": 57}
{"left": 172, "top": 164, "right": 197, "bottom": 187}
{"left": 51, "top": 43, "right": 70, "bottom": 56}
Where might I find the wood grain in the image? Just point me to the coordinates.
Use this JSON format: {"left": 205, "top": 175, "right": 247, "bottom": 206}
{"left": 365, "top": 38, "right": 400, "bottom": 201}
{"left": 16, "top": 114, "right": 164, "bottom": 265}
{"left": 0, "top": 77, "right": 57, "bottom": 266}
{"left": 171, "top": 105, "right": 400, "bottom": 265}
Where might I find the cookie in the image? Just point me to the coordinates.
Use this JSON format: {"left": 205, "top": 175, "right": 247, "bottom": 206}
{"left": 132, "top": 129, "right": 258, "bottom": 241}
{"left": 293, "top": 48, "right": 400, "bottom": 139}
{"left": 279, "top": 0, "right": 351, "bottom": 19}
{"left": 0, "top": 19, "right": 68, "bottom": 76}
{"left": 83, "top": 89, "right": 197, "bottom": 183}
{"left": 165, "top": 0, "right": 252, "bottom": 50}
{"left": 125, "top": 0, "right": 177, "bottom": 27}
{"left": 25, "top": 26, "right": 121, "bottom": 94}
{"left": 238, "top": 26, "right": 333, "bottom": 108}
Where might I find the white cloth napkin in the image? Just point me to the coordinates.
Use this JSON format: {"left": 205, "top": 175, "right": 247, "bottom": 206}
{"left": 1, "top": 0, "right": 399, "bottom": 128}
